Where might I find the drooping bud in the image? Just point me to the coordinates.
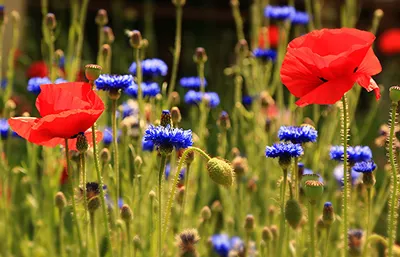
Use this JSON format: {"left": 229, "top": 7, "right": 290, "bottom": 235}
{"left": 130, "top": 30, "right": 142, "bottom": 49}
{"left": 303, "top": 180, "right": 324, "bottom": 204}
{"left": 261, "top": 226, "right": 273, "bottom": 242}
{"left": 200, "top": 206, "right": 212, "bottom": 221}
{"left": 285, "top": 198, "right": 302, "bottom": 229}
{"left": 193, "top": 47, "right": 208, "bottom": 64}
{"left": 176, "top": 229, "right": 200, "bottom": 257}
{"left": 100, "top": 148, "right": 111, "bottom": 164}
{"left": 244, "top": 214, "right": 255, "bottom": 232}
{"left": 169, "top": 91, "right": 181, "bottom": 106}
{"left": 46, "top": 13, "right": 57, "bottom": 30}
{"left": 322, "top": 202, "right": 335, "bottom": 226}
{"left": 390, "top": 86, "right": 400, "bottom": 103}
{"left": 95, "top": 9, "right": 108, "bottom": 26}
{"left": 85, "top": 64, "right": 102, "bottom": 81}
{"left": 55, "top": 192, "right": 66, "bottom": 210}
{"left": 217, "top": 111, "right": 231, "bottom": 130}
{"left": 103, "top": 26, "right": 115, "bottom": 44}
{"left": 206, "top": 158, "right": 234, "bottom": 187}
{"left": 88, "top": 196, "right": 101, "bottom": 213}
{"left": 171, "top": 107, "right": 182, "bottom": 125}
{"left": 160, "top": 110, "right": 172, "bottom": 127}
{"left": 120, "top": 204, "right": 133, "bottom": 222}
{"left": 76, "top": 133, "right": 89, "bottom": 153}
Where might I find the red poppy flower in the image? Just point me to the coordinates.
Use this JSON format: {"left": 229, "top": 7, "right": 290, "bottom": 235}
{"left": 379, "top": 28, "right": 400, "bottom": 55}
{"left": 9, "top": 82, "right": 104, "bottom": 145}
{"left": 26, "top": 61, "right": 48, "bottom": 78}
{"left": 258, "top": 25, "right": 279, "bottom": 48}
{"left": 281, "top": 28, "right": 382, "bottom": 107}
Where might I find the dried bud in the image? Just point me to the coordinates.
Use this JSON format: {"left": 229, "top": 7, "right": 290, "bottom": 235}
{"left": 46, "top": 13, "right": 56, "bottom": 30}
{"left": 169, "top": 91, "right": 181, "bottom": 106}
{"left": 130, "top": 30, "right": 142, "bottom": 48}
{"left": 262, "top": 226, "right": 273, "bottom": 242}
{"left": 285, "top": 199, "right": 302, "bottom": 229}
{"left": 103, "top": 26, "right": 115, "bottom": 44}
{"left": 193, "top": 47, "right": 208, "bottom": 63}
{"left": 95, "top": 9, "right": 108, "bottom": 26}
{"left": 176, "top": 229, "right": 200, "bottom": 257}
{"left": 244, "top": 214, "right": 255, "bottom": 232}
{"left": 171, "top": 107, "right": 182, "bottom": 125}
{"left": 217, "top": 111, "right": 231, "bottom": 130}
{"left": 161, "top": 110, "right": 172, "bottom": 127}
{"left": 101, "top": 44, "right": 111, "bottom": 59}
{"left": 55, "top": 192, "right": 66, "bottom": 210}
{"left": 206, "top": 158, "right": 234, "bottom": 187}
{"left": 390, "top": 86, "right": 400, "bottom": 103}
{"left": 322, "top": 202, "right": 335, "bottom": 226}
{"left": 120, "top": 204, "right": 133, "bottom": 222}
{"left": 76, "top": 133, "right": 89, "bottom": 153}
{"left": 88, "top": 196, "right": 101, "bottom": 213}
{"left": 85, "top": 64, "right": 102, "bottom": 81}
{"left": 200, "top": 206, "right": 212, "bottom": 221}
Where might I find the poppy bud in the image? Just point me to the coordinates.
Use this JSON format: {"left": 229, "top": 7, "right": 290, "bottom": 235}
{"left": 10, "top": 11, "right": 19, "bottom": 24}
{"left": 134, "top": 156, "right": 143, "bottom": 169}
{"left": 103, "top": 26, "right": 115, "bottom": 44}
{"left": 172, "top": 0, "right": 186, "bottom": 7}
{"left": 262, "top": 226, "right": 273, "bottom": 242}
{"left": 76, "top": 133, "right": 89, "bottom": 153}
{"left": 85, "top": 64, "right": 102, "bottom": 81}
{"left": 130, "top": 30, "right": 142, "bottom": 49}
{"left": 193, "top": 47, "right": 208, "bottom": 64}
{"left": 171, "top": 107, "right": 182, "bottom": 125}
{"left": 217, "top": 111, "right": 231, "bottom": 130}
{"left": 303, "top": 180, "right": 324, "bottom": 204}
{"left": 55, "top": 192, "right": 66, "bottom": 210}
{"left": 244, "top": 214, "right": 255, "bottom": 232}
{"left": 389, "top": 86, "right": 400, "bottom": 103}
{"left": 270, "top": 225, "right": 278, "bottom": 240}
{"left": 88, "top": 196, "right": 101, "bottom": 213}
{"left": 120, "top": 204, "right": 133, "bottom": 222}
{"left": 200, "top": 206, "right": 211, "bottom": 221}
{"left": 206, "top": 158, "right": 234, "bottom": 187}
{"left": 100, "top": 148, "right": 111, "bottom": 164}
{"left": 133, "top": 235, "right": 142, "bottom": 250}
{"left": 161, "top": 110, "right": 172, "bottom": 127}
{"left": 46, "top": 13, "right": 56, "bottom": 30}
{"left": 322, "top": 202, "right": 335, "bottom": 226}
{"left": 95, "top": 9, "right": 108, "bottom": 26}
{"left": 285, "top": 198, "right": 302, "bottom": 229}
{"left": 176, "top": 229, "right": 200, "bottom": 257}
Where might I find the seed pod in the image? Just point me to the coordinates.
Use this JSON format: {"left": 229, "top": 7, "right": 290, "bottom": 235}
{"left": 285, "top": 198, "right": 302, "bottom": 229}
{"left": 85, "top": 64, "right": 102, "bottom": 81}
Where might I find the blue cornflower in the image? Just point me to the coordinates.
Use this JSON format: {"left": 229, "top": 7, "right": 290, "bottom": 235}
{"left": 184, "top": 90, "right": 220, "bottom": 108}
{"left": 242, "top": 95, "right": 253, "bottom": 106}
{"left": 144, "top": 124, "right": 193, "bottom": 150}
{"left": 27, "top": 77, "right": 51, "bottom": 94}
{"left": 330, "top": 146, "right": 372, "bottom": 163}
{"left": 211, "top": 234, "right": 230, "bottom": 257}
{"left": 118, "top": 198, "right": 124, "bottom": 209}
{"left": 164, "top": 163, "right": 185, "bottom": 180}
{"left": 142, "top": 137, "right": 154, "bottom": 151}
{"left": 291, "top": 11, "right": 309, "bottom": 25}
{"left": 0, "top": 118, "right": 9, "bottom": 139}
{"left": 1, "top": 79, "right": 6, "bottom": 89}
{"left": 333, "top": 164, "right": 362, "bottom": 187}
{"left": 264, "top": 5, "right": 295, "bottom": 20}
{"left": 179, "top": 76, "right": 207, "bottom": 90}
{"left": 59, "top": 55, "right": 65, "bottom": 68}
{"left": 230, "top": 237, "right": 244, "bottom": 252}
{"left": 120, "top": 100, "right": 138, "bottom": 119}
{"left": 129, "top": 58, "right": 168, "bottom": 77}
{"left": 103, "top": 127, "right": 121, "bottom": 145}
{"left": 95, "top": 74, "right": 133, "bottom": 91}
{"left": 265, "top": 142, "right": 303, "bottom": 159}
{"left": 278, "top": 125, "right": 318, "bottom": 144}
{"left": 125, "top": 82, "right": 160, "bottom": 98}
{"left": 352, "top": 161, "right": 377, "bottom": 173}
{"left": 253, "top": 48, "right": 277, "bottom": 61}
{"left": 55, "top": 78, "right": 68, "bottom": 84}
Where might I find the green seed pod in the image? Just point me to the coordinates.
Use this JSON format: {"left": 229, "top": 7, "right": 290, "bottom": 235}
{"left": 120, "top": 204, "right": 133, "bottom": 222}
{"left": 85, "top": 64, "right": 102, "bottom": 81}
{"left": 301, "top": 174, "right": 321, "bottom": 189}
{"left": 55, "top": 192, "right": 66, "bottom": 210}
{"left": 76, "top": 133, "right": 89, "bottom": 153}
{"left": 285, "top": 198, "right": 303, "bottom": 229}
{"left": 261, "top": 226, "right": 273, "bottom": 242}
{"left": 390, "top": 86, "right": 400, "bottom": 103}
{"left": 304, "top": 180, "right": 324, "bottom": 204}
{"left": 88, "top": 196, "right": 101, "bottom": 213}
{"left": 206, "top": 158, "right": 234, "bottom": 187}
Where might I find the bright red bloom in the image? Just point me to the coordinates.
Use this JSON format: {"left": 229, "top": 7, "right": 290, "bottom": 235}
{"left": 281, "top": 28, "right": 382, "bottom": 107}
{"left": 378, "top": 28, "right": 400, "bottom": 55}
{"left": 26, "top": 61, "right": 48, "bottom": 78}
{"left": 9, "top": 82, "right": 104, "bottom": 145}
{"left": 258, "top": 25, "right": 279, "bottom": 48}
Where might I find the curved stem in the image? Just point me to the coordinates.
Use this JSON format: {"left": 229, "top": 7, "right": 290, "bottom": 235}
{"left": 158, "top": 155, "right": 167, "bottom": 257}
{"left": 111, "top": 99, "right": 120, "bottom": 210}
{"left": 179, "top": 163, "right": 191, "bottom": 230}
{"left": 65, "top": 139, "right": 84, "bottom": 253}
{"left": 387, "top": 102, "right": 399, "bottom": 257}
{"left": 341, "top": 95, "right": 350, "bottom": 257}
{"left": 308, "top": 203, "right": 316, "bottom": 257}
{"left": 90, "top": 212, "right": 100, "bottom": 257}
{"left": 277, "top": 169, "right": 287, "bottom": 256}
{"left": 80, "top": 153, "right": 89, "bottom": 250}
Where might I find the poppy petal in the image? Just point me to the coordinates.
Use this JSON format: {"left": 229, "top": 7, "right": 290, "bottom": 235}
{"left": 357, "top": 48, "right": 382, "bottom": 76}
{"left": 31, "top": 130, "right": 103, "bottom": 149}
{"left": 295, "top": 78, "right": 355, "bottom": 107}
{"left": 8, "top": 117, "right": 38, "bottom": 140}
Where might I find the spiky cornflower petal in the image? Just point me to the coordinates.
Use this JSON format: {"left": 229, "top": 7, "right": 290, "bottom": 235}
{"left": 253, "top": 48, "right": 277, "bottom": 61}
{"left": 179, "top": 76, "right": 208, "bottom": 90}
{"left": 265, "top": 142, "right": 303, "bottom": 159}
{"left": 129, "top": 58, "right": 168, "bottom": 77}
{"left": 142, "top": 137, "right": 154, "bottom": 152}
{"left": 291, "top": 11, "right": 309, "bottom": 25}
{"left": 95, "top": 74, "right": 133, "bottom": 91}
{"left": 27, "top": 77, "right": 51, "bottom": 94}
{"left": 352, "top": 161, "right": 377, "bottom": 173}
{"left": 264, "top": 5, "right": 295, "bottom": 20}
{"left": 125, "top": 82, "right": 160, "bottom": 98}
{"left": 144, "top": 124, "right": 193, "bottom": 150}
{"left": 278, "top": 125, "right": 318, "bottom": 144}
{"left": 184, "top": 90, "right": 220, "bottom": 108}
{"left": 330, "top": 145, "right": 372, "bottom": 163}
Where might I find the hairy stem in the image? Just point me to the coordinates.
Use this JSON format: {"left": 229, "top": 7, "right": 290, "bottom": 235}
{"left": 277, "top": 168, "right": 287, "bottom": 256}
{"left": 308, "top": 202, "right": 316, "bottom": 257}
{"left": 341, "top": 95, "right": 350, "bottom": 257}
{"left": 111, "top": 99, "right": 120, "bottom": 210}
{"left": 158, "top": 155, "right": 167, "bottom": 257}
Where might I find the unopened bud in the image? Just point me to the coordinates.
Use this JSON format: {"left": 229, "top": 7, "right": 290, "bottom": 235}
{"left": 194, "top": 47, "right": 208, "bottom": 63}
{"left": 270, "top": 225, "right": 278, "bottom": 240}
{"left": 244, "top": 214, "right": 255, "bottom": 231}
{"left": 217, "top": 111, "right": 231, "bottom": 130}
{"left": 55, "top": 192, "right": 66, "bottom": 210}
{"left": 133, "top": 235, "right": 142, "bottom": 250}
{"left": 149, "top": 190, "right": 156, "bottom": 199}
{"left": 322, "top": 202, "right": 335, "bottom": 226}
{"left": 285, "top": 199, "right": 302, "bottom": 229}
{"left": 235, "top": 39, "right": 248, "bottom": 56}
{"left": 160, "top": 110, "right": 172, "bottom": 127}
{"left": 200, "top": 206, "right": 211, "bottom": 221}
{"left": 171, "top": 107, "right": 182, "bottom": 125}
{"left": 130, "top": 30, "right": 142, "bottom": 48}
{"left": 10, "top": 11, "right": 20, "bottom": 24}
{"left": 88, "top": 196, "right": 101, "bottom": 213}
{"left": 120, "top": 204, "right": 133, "bottom": 222}
{"left": 46, "top": 13, "right": 56, "bottom": 30}
{"left": 211, "top": 200, "right": 222, "bottom": 213}
{"left": 100, "top": 148, "right": 111, "bottom": 164}
{"left": 262, "top": 226, "right": 273, "bottom": 242}
{"left": 76, "top": 133, "right": 89, "bottom": 153}
{"left": 103, "top": 26, "right": 115, "bottom": 44}
{"left": 95, "top": 9, "right": 108, "bottom": 26}
{"left": 102, "top": 44, "right": 111, "bottom": 59}
{"left": 232, "top": 156, "right": 248, "bottom": 178}
{"left": 169, "top": 91, "right": 181, "bottom": 105}
{"left": 134, "top": 156, "right": 143, "bottom": 169}
{"left": 206, "top": 158, "right": 234, "bottom": 187}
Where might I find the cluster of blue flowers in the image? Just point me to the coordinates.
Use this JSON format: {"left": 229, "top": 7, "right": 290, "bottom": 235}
{"left": 330, "top": 146, "right": 372, "bottom": 163}
{"left": 211, "top": 234, "right": 244, "bottom": 257}
{"left": 278, "top": 125, "right": 318, "bottom": 144}
{"left": 184, "top": 90, "right": 220, "bottom": 108}
{"left": 253, "top": 48, "right": 277, "bottom": 61}
{"left": 95, "top": 74, "right": 133, "bottom": 92}
{"left": 27, "top": 77, "right": 58, "bottom": 94}
{"left": 179, "top": 76, "right": 207, "bottom": 90}
{"left": 144, "top": 124, "right": 193, "bottom": 150}
{"left": 125, "top": 82, "right": 160, "bottom": 98}
{"left": 129, "top": 58, "right": 168, "bottom": 77}
{"left": 264, "top": 5, "right": 309, "bottom": 25}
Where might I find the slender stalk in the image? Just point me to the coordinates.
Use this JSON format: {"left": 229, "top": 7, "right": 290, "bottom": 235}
{"left": 294, "top": 157, "right": 299, "bottom": 200}
{"left": 126, "top": 222, "right": 132, "bottom": 257}
{"left": 65, "top": 139, "right": 84, "bottom": 253}
{"left": 158, "top": 155, "right": 167, "bottom": 257}
{"left": 362, "top": 189, "right": 372, "bottom": 257}
{"left": 66, "top": 0, "right": 78, "bottom": 77}
{"left": 111, "top": 99, "right": 120, "bottom": 209}
{"left": 313, "top": 0, "right": 322, "bottom": 29}
{"left": 90, "top": 212, "right": 100, "bottom": 257}
{"left": 80, "top": 153, "right": 89, "bottom": 250}
{"left": 341, "top": 95, "right": 350, "bottom": 257}
{"left": 277, "top": 168, "right": 288, "bottom": 256}
{"left": 59, "top": 208, "right": 65, "bottom": 257}
{"left": 166, "top": 3, "right": 183, "bottom": 100}
{"left": 97, "top": 25, "right": 105, "bottom": 67}
{"left": 308, "top": 203, "right": 316, "bottom": 257}
{"left": 179, "top": 163, "right": 191, "bottom": 229}
{"left": 135, "top": 48, "right": 145, "bottom": 120}
{"left": 304, "top": 0, "right": 315, "bottom": 31}
{"left": 0, "top": 19, "right": 5, "bottom": 98}
{"left": 323, "top": 227, "right": 331, "bottom": 257}
{"left": 387, "top": 101, "right": 399, "bottom": 257}
{"left": 230, "top": 0, "right": 245, "bottom": 41}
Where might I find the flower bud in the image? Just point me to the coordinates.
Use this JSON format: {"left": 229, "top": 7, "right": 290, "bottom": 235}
{"left": 316, "top": 217, "right": 325, "bottom": 233}
{"left": 260, "top": 91, "right": 274, "bottom": 108}
{"left": 363, "top": 173, "right": 376, "bottom": 189}
{"left": 108, "top": 88, "right": 121, "bottom": 100}
{"left": 285, "top": 198, "right": 302, "bottom": 229}
{"left": 100, "top": 148, "right": 111, "bottom": 164}
{"left": 133, "top": 235, "right": 142, "bottom": 250}
{"left": 390, "top": 86, "right": 400, "bottom": 103}
{"left": 348, "top": 229, "right": 364, "bottom": 256}
{"left": 193, "top": 47, "right": 208, "bottom": 64}
{"left": 169, "top": 91, "right": 181, "bottom": 106}
{"left": 46, "top": 13, "right": 56, "bottom": 30}
{"left": 103, "top": 26, "right": 115, "bottom": 44}
{"left": 304, "top": 180, "right": 324, "bottom": 204}
{"left": 10, "top": 11, "right": 20, "bottom": 24}
{"left": 55, "top": 192, "right": 66, "bottom": 210}
{"left": 270, "top": 225, "right": 278, "bottom": 240}
{"left": 232, "top": 156, "right": 248, "bottom": 178}
{"left": 76, "top": 133, "right": 89, "bottom": 153}
{"left": 120, "top": 204, "right": 133, "bottom": 222}
{"left": 200, "top": 206, "right": 211, "bottom": 221}
{"left": 134, "top": 156, "right": 143, "bottom": 169}
{"left": 88, "top": 196, "right": 101, "bottom": 213}
{"left": 322, "top": 202, "right": 335, "bottom": 226}
{"left": 217, "top": 111, "right": 231, "bottom": 130}
{"left": 161, "top": 110, "right": 172, "bottom": 127}
{"left": 230, "top": 0, "right": 239, "bottom": 7}
{"left": 172, "top": 0, "right": 186, "bottom": 7}
{"left": 374, "top": 9, "right": 384, "bottom": 19}
{"left": 206, "top": 158, "right": 234, "bottom": 187}
{"left": 176, "top": 229, "right": 200, "bottom": 257}
{"left": 231, "top": 147, "right": 241, "bottom": 158}
{"left": 85, "top": 64, "right": 102, "bottom": 81}
{"left": 211, "top": 200, "right": 222, "bottom": 213}
{"left": 55, "top": 49, "right": 64, "bottom": 65}
{"left": 244, "top": 214, "right": 255, "bottom": 232}
{"left": 130, "top": 30, "right": 142, "bottom": 49}
{"left": 102, "top": 44, "right": 111, "bottom": 60}
{"left": 171, "top": 107, "right": 182, "bottom": 125}
{"left": 262, "top": 226, "right": 273, "bottom": 242}
{"left": 149, "top": 190, "right": 156, "bottom": 199}
{"left": 95, "top": 9, "right": 108, "bottom": 26}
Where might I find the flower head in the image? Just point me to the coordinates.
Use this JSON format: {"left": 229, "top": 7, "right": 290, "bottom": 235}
{"left": 120, "top": 100, "right": 138, "bottom": 119}
{"left": 265, "top": 142, "right": 303, "bottom": 159}
{"left": 291, "top": 11, "right": 309, "bottom": 25}
{"left": 281, "top": 28, "right": 381, "bottom": 107}
{"left": 10, "top": 82, "right": 104, "bottom": 146}
{"left": 144, "top": 124, "right": 192, "bottom": 150}
{"left": 184, "top": 90, "right": 220, "bottom": 108}
{"left": 211, "top": 234, "right": 243, "bottom": 257}
{"left": 379, "top": 28, "right": 400, "bottom": 55}
{"left": 352, "top": 161, "right": 376, "bottom": 173}
{"left": 253, "top": 48, "right": 277, "bottom": 61}
{"left": 142, "top": 136, "right": 154, "bottom": 151}
{"left": 278, "top": 125, "right": 318, "bottom": 144}
{"left": 125, "top": 82, "right": 160, "bottom": 98}
{"left": 27, "top": 77, "right": 51, "bottom": 94}
{"left": 330, "top": 145, "right": 372, "bottom": 163}
{"left": 95, "top": 74, "right": 133, "bottom": 91}
{"left": 264, "top": 5, "right": 295, "bottom": 20}
{"left": 179, "top": 76, "right": 207, "bottom": 90}
{"left": 129, "top": 58, "right": 168, "bottom": 77}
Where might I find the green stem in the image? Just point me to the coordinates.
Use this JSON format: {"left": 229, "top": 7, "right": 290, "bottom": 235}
{"left": 66, "top": 0, "right": 78, "bottom": 77}
{"left": 362, "top": 189, "right": 372, "bottom": 257}
{"left": 308, "top": 202, "right": 316, "bottom": 257}
{"left": 341, "top": 95, "right": 350, "bottom": 257}
{"left": 304, "top": 0, "right": 315, "bottom": 31}
{"left": 179, "top": 163, "right": 191, "bottom": 230}
{"left": 111, "top": 99, "right": 120, "bottom": 210}
{"left": 97, "top": 25, "right": 105, "bottom": 67}
{"left": 80, "top": 153, "right": 89, "bottom": 251}
{"left": 313, "top": 0, "right": 322, "bottom": 29}
{"left": 90, "top": 211, "right": 100, "bottom": 257}
{"left": 135, "top": 48, "right": 145, "bottom": 121}
{"left": 59, "top": 208, "right": 65, "bottom": 257}
{"left": 387, "top": 101, "right": 399, "bottom": 257}
{"left": 126, "top": 222, "right": 131, "bottom": 257}
{"left": 65, "top": 139, "right": 84, "bottom": 253}
{"left": 166, "top": 4, "right": 183, "bottom": 101}
{"left": 323, "top": 227, "right": 331, "bottom": 257}
{"left": 230, "top": 0, "right": 245, "bottom": 41}
{"left": 158, "top": 155, "right": 167, "bottom": 257}
{"left": 277, "top": 168, "right": 287, "bottom": 256}
{"left": 294, "top": 157, "right": 299, "bottom": 201}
